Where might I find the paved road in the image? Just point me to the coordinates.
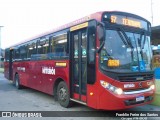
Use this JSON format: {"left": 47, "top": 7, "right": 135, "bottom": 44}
{"left": 0, "top": 73, "right": 160, "bottom": 120}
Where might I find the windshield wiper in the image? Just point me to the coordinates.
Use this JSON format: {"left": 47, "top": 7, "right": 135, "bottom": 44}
{"left": 142, "top": 31, "right": 146, "bottom": 49}
{"left": 118, "top": 27, "right": 133, "bottom": 48}
{"left": 138, "top": 31, "right": 146, "bottom": 60}
{"left": 117, "top": 30, "right": 128, "bottom": 46}
{"left": 117, "top": 27, "right": 134, "bottom": 62}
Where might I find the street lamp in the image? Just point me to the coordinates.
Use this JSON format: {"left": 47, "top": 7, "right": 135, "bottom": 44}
{"left": 0, "top": 26, "right": 4, "bottom": 68}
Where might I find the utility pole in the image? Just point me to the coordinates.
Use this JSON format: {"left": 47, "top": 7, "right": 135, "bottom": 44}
{"left": 0, "top": 26, "right": 4, "bottom": 68}
{"left": 151, "top": 0, "right": 154, "bottom": 26}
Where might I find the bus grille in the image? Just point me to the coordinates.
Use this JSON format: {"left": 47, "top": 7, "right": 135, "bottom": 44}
{"left": 118, "top": 74, "right": 154, "bottom": 82}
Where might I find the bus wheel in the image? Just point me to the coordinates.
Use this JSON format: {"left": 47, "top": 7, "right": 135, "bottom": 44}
{"left": 57, "top": 81, "right": 72, "bottom": 108}
{"left": 15, "top": 74, "right": 21, "bottom": 89}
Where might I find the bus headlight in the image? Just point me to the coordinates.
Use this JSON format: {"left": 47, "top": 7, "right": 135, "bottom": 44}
{"left": 100, "top": 80, "right": 123, "bottom": 95}
{"left": 115, "top": 88, "right": 123, "bottom": 95}
{"left": 100, "top": 80, "right": 109, "bottom": 88}
{"left": 150, "top": 84, "right": 155, "bottom": 90}
{"left": 109, "top": 85, "right": 115, "bottom": 92}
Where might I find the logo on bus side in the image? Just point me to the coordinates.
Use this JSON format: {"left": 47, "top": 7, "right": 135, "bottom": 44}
{"left": 17, "top": 67, "right": 25, "bottom": 72}
{"left": 42, "top": 67, "right": 55, "bottom": 75}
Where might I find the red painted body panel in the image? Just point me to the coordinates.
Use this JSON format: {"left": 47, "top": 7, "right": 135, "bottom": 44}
{"left": 98, "top": 88, "right": 154, "bottom": 110}
{"left": 87, "top": 70, "right": 155, "bottom": 110}
{"left": 97, "top": 71, "right": 154, "bottom": 110}
{"left": 4, "top": 59, "right": 155, "bottom": 110}
{"left": 86, "top": 55, "right": 155, "bottom": 110}
{"left": 6, "top": 60, "right": 70, "bottom": 95}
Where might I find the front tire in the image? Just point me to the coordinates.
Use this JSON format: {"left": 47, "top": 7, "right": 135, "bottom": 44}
{"left": 57, "top": 81, "right": 72, "bottom": 108}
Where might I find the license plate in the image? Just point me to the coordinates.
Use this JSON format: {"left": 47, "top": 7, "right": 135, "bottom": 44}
{"left": 136, "top": 96, "right": 144, "bottom": 102}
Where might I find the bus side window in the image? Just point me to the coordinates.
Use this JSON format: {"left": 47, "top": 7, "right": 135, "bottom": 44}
{"left": 20, "top": 45, "right": 27, "bottom": 60}
{"left": 14, "top": 47, "right": 20, "bottom": 61}
{"left": 5, "top": 49, "right": 9, "bottom": 62}
{"left": 28, "top": 40, "right": 37, "bottom": 60}
{"left": 50, "top": 33, "right": 68, "bottom": 59}
{"left": 37, "top": 37, "right": 49, "bottom": 60}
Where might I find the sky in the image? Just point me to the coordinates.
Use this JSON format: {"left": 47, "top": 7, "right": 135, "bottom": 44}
{"left": 0, "top": 0, "right": 160, "bottom": 49}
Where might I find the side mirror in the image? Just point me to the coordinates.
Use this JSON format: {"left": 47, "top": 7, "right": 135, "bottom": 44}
{"left": 97, "top": 22, "right": 105, "bottom": 41}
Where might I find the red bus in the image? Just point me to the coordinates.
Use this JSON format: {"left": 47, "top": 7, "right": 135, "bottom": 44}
{"left": 4, "top": 11, "right": 155, "bottom": 110}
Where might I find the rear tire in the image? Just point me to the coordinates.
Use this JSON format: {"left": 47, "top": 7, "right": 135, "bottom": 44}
{"left": 15, "top": 74, "right": 22, "bottom": 89}
{"left": 57, "top": 81, "right": 72, "bottom": 108}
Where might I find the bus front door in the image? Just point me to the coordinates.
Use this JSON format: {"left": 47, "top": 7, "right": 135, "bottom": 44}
{"left": 71, "top": 29, "right": 87, "bottom": 103}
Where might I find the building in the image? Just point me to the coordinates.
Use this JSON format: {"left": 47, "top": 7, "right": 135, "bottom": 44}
{"left": 152, "top": 25, "right": 160, "bottom": 79}
{"left": 152, "top": 25, "right": 160, "bottom": 46}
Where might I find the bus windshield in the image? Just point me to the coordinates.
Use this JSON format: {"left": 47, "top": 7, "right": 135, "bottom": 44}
{"left": 100, "top": 29, "right": 152, "bottom": 73}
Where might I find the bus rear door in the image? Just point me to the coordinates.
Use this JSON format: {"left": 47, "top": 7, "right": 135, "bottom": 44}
{"left": 9, "top": 49, "right": 13, "bottom": 80}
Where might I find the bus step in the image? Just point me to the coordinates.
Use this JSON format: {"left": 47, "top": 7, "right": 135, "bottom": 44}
{"left": 70, "top": 98, "right": 87, "bottom": 105}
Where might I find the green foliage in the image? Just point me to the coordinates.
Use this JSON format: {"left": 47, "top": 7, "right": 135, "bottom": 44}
{"left": 151, "top": 80, "right": 160, "bottom": 106}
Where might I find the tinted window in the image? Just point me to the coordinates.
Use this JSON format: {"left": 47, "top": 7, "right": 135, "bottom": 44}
{"left": 14, "top": 47, "right": 20, "bottom": 61}
{"left": 28, "top": 40, "right": 37, "bottom": 60}
{"left": 37, "top": 37, "right": 49, "bottom": 60}
{"left": 20, "top": 45, "right": 27, "bottom": 60}
{"left": 49, "top": 33, "right": 68, "bottom": 59}
{"left": 5, "top": 49, "right": 9, "bottom": 62}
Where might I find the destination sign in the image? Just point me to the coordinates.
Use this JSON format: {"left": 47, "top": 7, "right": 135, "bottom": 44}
{"left": 110, "top": 15, "right": 148, "bottom": 30}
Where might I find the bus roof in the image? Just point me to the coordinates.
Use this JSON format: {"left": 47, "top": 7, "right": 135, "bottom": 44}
{"left": 7, "top": 11, "right": 149, "bottom": 49}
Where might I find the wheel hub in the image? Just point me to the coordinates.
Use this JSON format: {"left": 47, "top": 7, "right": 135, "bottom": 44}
{"left": 59, "top": 87, "right": 67, "bottom": 101}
